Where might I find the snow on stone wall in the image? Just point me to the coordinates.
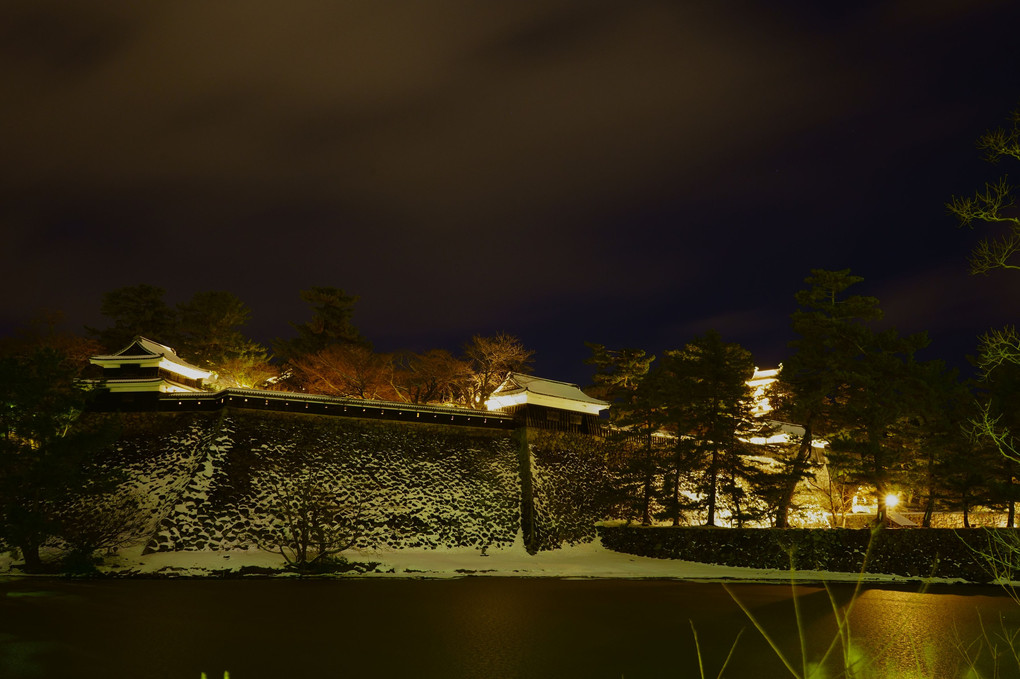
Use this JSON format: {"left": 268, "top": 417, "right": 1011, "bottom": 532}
{"left": 94, "top": 409, "right": 523, "bottom": 553}
{"left": 91, "top": 412, "right": 221, "bottom": 548}
{"left": 529, "top": 430, "right": 612, "bottom": 550}
{"left": 87, "top": 410, "right": 836, "bottom": 558}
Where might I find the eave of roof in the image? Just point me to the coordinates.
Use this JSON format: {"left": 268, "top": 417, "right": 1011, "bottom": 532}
{"left": 90, "top": 336, "right": 212, "bottom": 379}
{"left": 490, "top": 372, "right": 608, "bottom": 408}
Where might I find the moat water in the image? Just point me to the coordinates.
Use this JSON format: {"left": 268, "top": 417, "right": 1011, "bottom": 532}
{"left": 2, "top": 577, "right": 1019, "bottom": 678}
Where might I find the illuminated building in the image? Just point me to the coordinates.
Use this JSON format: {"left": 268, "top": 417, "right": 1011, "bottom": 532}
{"left": 90, "top": 336, "right": 212, "bottom": 393}
{"left": 484, "top": 373, "right": 609, "bottom": 435}
{"left": 747, "top": 366, "right": 780, "bottom": 417}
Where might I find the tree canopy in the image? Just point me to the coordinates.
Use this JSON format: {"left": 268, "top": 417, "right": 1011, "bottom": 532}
{"left": 175, "top": 290, "right": 264, "bottom": 368}
{"left": 462, "top": 334, "right": 535, "bottom": 409}
{"left": 948, "top": 104, "right": 1020, "bottom": 275}
{"left": 0, "top": 345, "right": 120, "bottom": 571}
{"left": 950, "top": 103, "right": 1020, "bottom": 476}
{"left": 657, "top": 330, "right": 756, "bottom": 526}
{"left": 87, "top": 284, "right": 177, "bottom": 352}
{"left": 275, "top": 287, "right": 367, "bottom": 361}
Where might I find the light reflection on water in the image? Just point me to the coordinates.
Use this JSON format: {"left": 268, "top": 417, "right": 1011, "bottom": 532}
{"left": 847, "top": 587, "right": 1020, "bottom": 678}
{"left": 1, "top": 578, "right": 1019, "bottom": 678}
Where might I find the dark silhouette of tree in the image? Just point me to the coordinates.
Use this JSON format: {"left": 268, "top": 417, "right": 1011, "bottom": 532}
{"left": 586, "top": 343, "right": 660, "bottom": 524}
{"left": 257, "top": 465, "right": 363, "bottom": 572}
{"left": 585, "top": 344, "right": 655, "bottom": 410}
{"left": 978, "top": 337, "right": 1020, "bottom": 524}
{"left": 949, "top": 103, "right": 1020, "bottom": 486}
{"left": 0, "top": 345, "right": 119, "bottom": 571}
{"left": 902, "top": 362, "right": 976, "bottom": 527}
{"left": 56, "top": 491, "right": 148, "bottom": 572}
{"left": 275, "top": 287, "right": 367, "bottom": 361}
{"left": 0, "top": 311, "right": 102, "bottom": 366}
{"left": 721, "top": 452, "right": 776, "bottom": 528}
{"left": 175, "top": 290, "right": 267, "bottom": 368}
{"left": 87, "top": 284, "right": 177, "bottom": 351}
{"left": 825, "top": 332, "right": 930, "bottom": 525}
{"left": 772, "top": 269, "right": 884, "bottom": 527}
{"left": 936, "top": 426, "right": 997, "bottom": 528}
{"left": 948, "top": 104, "right": 1020, "bottom": 275}
{"left": 656, "top": 330, "right": 756, "bottom": 527}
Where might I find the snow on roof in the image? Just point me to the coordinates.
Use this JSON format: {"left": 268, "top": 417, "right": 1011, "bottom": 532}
{"left": 130, "top": 336, "right": 176, "bottom": 356}
{"left": 749, "top": 366, "right": 780, "bottom": 383}
{"left": 91, "top": 336, "right": 211, "bottom": 379}
{"left": 486, "top": 373, "right": 608, "bottom": 415}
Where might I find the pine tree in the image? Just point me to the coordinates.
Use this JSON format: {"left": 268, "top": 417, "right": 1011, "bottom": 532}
{"left": 825, "top": 334, "right": 930, "bottom": 525}
{"left": 585, "top": 344, "right": 656, "bottom": 411}
{"left": 275, "top": 287, "right": 367, "bottom": 361}
{"left": 948, "top": 104, "right": 1020, "bottom": 275}
{"left": 949, "top": 104, "right": 1020, "bottom": 467}
{"left": 585, "top": 343, "right": 660, "bottom": 524}
{"left": 657, "top": 330, "right": 755, "bottom": 527}
{"left": 885, "top": 360, "right": 974, "bottom": 528}
{"left": 773, "top": 269, "right": 884, "bottom": 527}
{"left": 175, "top": 290, "right": 267, "bottom": 369}
{"left": 937, "top": 430, "right": 996, "bottom": 527}
{"left": 87, "top": 284, "right": 177, "bottom": 351}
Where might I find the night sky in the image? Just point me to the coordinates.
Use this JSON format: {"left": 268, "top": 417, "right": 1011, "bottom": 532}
{"left": 3, "top": 1, "right": 1020, "bottom": 385}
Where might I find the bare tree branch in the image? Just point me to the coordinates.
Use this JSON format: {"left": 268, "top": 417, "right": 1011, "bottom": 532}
{"left": 256, "top": 466, "right": 364, "bottom": 571}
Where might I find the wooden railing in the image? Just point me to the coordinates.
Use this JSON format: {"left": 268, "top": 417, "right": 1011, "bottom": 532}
{"left": 94, "top": 386, "right": 518, "bottom": 430}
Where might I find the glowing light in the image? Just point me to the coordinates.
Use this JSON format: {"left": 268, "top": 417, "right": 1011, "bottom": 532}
{"left": 885, "top": 493, "right": 900, "bottom": 509}
{"left": 158, "top": 357, "right": 212, "bottom": 380}
{"left": 485, "top": 391, "right": 529, "bottom": 410}
{"left": 484, "top": 389, "right": 605, "bottom": 414}
{"left": 747, "top": 366, "right": 780, "bottom": 415}
{"left": 747, "top": 433, "right": 791, "bottom": 446}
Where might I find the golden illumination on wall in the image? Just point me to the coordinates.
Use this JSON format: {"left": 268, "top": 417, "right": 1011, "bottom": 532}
{"left": 747, "top": 366, "right": 780, "bottom": 416}
{"left": 157, "top": 357, "right": 212, "bottom": 381}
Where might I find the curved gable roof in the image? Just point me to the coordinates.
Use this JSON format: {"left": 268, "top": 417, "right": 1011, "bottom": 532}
{"left": 90, "top": 336, "right": 211, "bottom": 380}
{"left": 486, "top": 372, "right": 608, "bottom": 415}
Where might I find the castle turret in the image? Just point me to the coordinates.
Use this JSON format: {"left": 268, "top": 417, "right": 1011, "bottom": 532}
{"left": 90, "top": 336, "right": 212, "bottom": 393}
{"left": 485, "top": 373, "right": 608, "bottom": 435}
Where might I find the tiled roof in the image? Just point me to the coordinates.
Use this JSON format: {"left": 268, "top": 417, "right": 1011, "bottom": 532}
{"left": 491, "top": 373, "right": 608, "bottom": 407}
{"left": 91, "top": 336, "right": 210, "bottom": 376}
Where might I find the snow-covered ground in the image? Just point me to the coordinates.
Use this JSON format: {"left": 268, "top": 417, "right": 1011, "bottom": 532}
{"left": 0, "top": 534, "right": 941, "bottom": 584}
{"left": 346, "top": 538, "right": 906, "bottom": 582}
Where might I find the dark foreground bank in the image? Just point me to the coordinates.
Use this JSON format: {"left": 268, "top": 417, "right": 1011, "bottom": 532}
{"left": 599, "top": 525, "right": 1012, "bottom": 582}
{"left": 2, "top": 577, "right": 1019, "bottom": 679}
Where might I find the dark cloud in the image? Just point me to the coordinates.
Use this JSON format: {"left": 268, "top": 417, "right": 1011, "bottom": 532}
{"left": 876, "top": 264, "right": 1020, "bottom": 336}
{"left": 0, "top": 1, "right": 133, "bottom": 78}
{"left": 2, "top": 1, "right": 1020, "bottom": 383}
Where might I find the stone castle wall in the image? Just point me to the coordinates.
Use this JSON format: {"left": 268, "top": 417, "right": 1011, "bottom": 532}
{"left": 94, "top": 409, "right": 527, "bottom": 554}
